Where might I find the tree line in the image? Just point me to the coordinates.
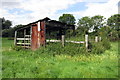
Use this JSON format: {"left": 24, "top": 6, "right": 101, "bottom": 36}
{"left": 1, "top": 14, "right": 120, "bottom": 41}
{"left": 59, "top": 14, "right": 120, "bottom": 41}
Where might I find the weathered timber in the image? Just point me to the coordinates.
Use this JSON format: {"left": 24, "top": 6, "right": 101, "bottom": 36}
{"left": 14, "top": 31, "right": 17, "bottom": 45}
{"left": 17, "top": 38, "right": 31, "bottom": 40}
{"left": 25, "top": 35, "right": 31, "bottom": 37}
{"left": 85, "top": 34, "right": 88, "bottom": 49}
{"left": 17, "top": 43, "right": 31, "bottom": 45}
{"left": 95, "top": 36, "right": 98, "bottom": 42}
{"left": 61, "top": 35, "right": 65, "bottom": 47}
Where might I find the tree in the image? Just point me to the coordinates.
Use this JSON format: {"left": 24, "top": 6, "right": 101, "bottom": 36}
{"left": 107, "top": 14, "right": 120, "bottom": 41}
{"left": 59, "top": 14, "right": 76, "bottom": 25}
{"left": 1, "top": 17, "right": 12, "bottom": 30}
{"left": 77, "top": 16, "right": 92, "bottom": 35}
{"left": 2, "top": 24, "right": 24, "bottom": 37}
{"left": 107, "top": 14, "right": 120, "bottom": 30}
{"left": 91, "top": 15, "right": 106, "bottom": 35}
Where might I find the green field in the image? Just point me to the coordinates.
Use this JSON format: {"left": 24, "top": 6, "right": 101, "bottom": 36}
{"left": 2, "top": 38, "right": 119, "bottom": 78}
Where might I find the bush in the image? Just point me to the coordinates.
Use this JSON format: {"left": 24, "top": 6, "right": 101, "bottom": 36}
{"left": 90, "top": 38, "right": 111, "bottom": 54}
{"left": 36, "top": 42, "right": 86, "bottom": 56}
{"left": 102, "top": 39, "right": 111, "bottom": 50}
{"left": 91, "top": 42, "right": 106, "bottom": 54}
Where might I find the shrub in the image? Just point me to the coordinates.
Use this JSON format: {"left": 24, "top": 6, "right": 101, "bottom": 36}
{"left": 37, "top": 42, "right": 86, "bottom": 56}
{"left": 90, "top": 38, "right": 110, "bottom": 54}
{"left": 102, "top": 39, "right": 111, "bottom": 50}
{"left": 91, "top": 42, "right": 106, "bottom": 54}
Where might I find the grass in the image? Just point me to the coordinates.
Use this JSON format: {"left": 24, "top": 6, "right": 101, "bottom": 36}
{"left": 2, "top": 38, "right": 119, "bottom": 78}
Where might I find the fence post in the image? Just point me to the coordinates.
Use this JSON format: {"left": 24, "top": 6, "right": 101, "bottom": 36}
{"left": 24, "top": 29, "right": 26, "bottom": 47}
{"left": 61, "top": 35, "right": 65, "bottom": 47}
{"left": 85, "top": 34, "right": 88, "bottom": 49}
{"left": 99, "top": 36, "right": 101, "bottom": 41}
{"left": 95, "top": 36, "right": 98, "bottom": 42}
{"left": 14, "top": 31, "right": 17, "bottom": 46}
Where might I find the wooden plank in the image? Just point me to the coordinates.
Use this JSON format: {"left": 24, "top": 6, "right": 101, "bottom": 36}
{"left": 66, "top": 40, "right": 85, "bottom": 43}
{"left": 17, "top": 38, "right": 31, "bottom": 40}
{"left": 46, "top": 40, "right": 85, "bottom": 44}
{"left": 21, "top": 46, "right": 31, "bottom": 48}
{"left": 25, "top": 35, "right": 31, "bottom": 37}
{"left": 46, "top": 40, "right": 61, "bottom": 42}
{"left": 16, "top": 43, "right": 31, "bottom": 45}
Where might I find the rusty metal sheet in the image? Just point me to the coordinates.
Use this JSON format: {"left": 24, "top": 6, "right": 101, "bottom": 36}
{"left": 31, "top": 24, "right": 38, "bottom": 50}
{"left": 40, "top": 21, "right": 46, "bottom": 46}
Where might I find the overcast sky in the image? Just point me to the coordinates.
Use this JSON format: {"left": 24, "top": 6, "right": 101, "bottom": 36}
{"left": 0, "top": 0, "right": 119, "bottom": 27}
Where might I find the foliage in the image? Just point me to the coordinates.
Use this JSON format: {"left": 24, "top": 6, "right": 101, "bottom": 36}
{"left": 2, "top": 24, "right": 24, "bottom": 37}
{"left": 1, "top": 17, "right": 12, "bottom": 30}
{"left": 76, "top": 15, "right": 106, "bottom": 36}
{"left": 59, "top": 14, "right": 76, "bottom": 25}
{"left": 91, "top": 39, "right": 111, "bottom": 54}
{"left": 77, "top": 16, "right": 92, "bottom": 35}
{"left": 91, "top": 15, "right": 106, "bottom": 35}
{"left": 65, "top": 29, "right": 74, "bottom": 38}
{"left": 44, "top": 42, "right": 86, "bottom": 56}
{"left": 107, "top": 14, "right": 120, "bottom": 30}
{"left": 107, "top": 14, "right": 120, "bottom": 41}
{"left": 2, "top": 38, "right": 118, "bottom": 78}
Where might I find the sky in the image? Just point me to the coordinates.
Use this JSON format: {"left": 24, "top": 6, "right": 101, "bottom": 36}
{"left": 0, "top": 0, "right": 119, "bottom": 27}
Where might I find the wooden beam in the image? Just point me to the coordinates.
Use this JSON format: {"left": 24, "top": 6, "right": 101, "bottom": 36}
{"left": 99, "top": 36, "right": 101, "bottom": 41}
{"left": 66, "top": 40, "right": 85, "bottom": 43}
{"left": 85, "top": 34, "right": 88, "bottom": 49}
{"left": 16, "top": 43, "right": 31, "bottom": 45}
{"left": 25, "top": 35, "right": 31, "bottom": 37}
{"left": 46, "top": 40, "right": 85, "bottom": 43}
{"left": 95, "top": 36, "right": 98, "bottom": 42}
{"left": 46, "top": 40, "right": 61, "bottom": 42}
{"left": 17, "top": 38, "right": 31, "bottom": 40}
{"left": 30, "top": 26, "right": 32, "bottom": 48}
{"left": 14, "top": 31, "right": 17, "bottom": 46}
{"left": 61, "top": 35, "right": 65, "bottom": 47}
{"left": 24, "top": 29, "right": 26, "bottom": 47}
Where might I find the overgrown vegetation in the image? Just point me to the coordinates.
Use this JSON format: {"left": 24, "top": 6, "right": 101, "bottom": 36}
{"left": 2, "top": 38, "right": 118, "bottom": 78}
{"left": 1, "top": 14, "right": 119, "bottom": 78}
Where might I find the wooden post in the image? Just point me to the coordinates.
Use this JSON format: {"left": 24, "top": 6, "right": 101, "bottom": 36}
{"left": 30, "top": 26, "right": 32, "bottom": 48}
{"left": 95, "top": 36, "right": 98, "bottom": 42}
{"left": 61, "top": 35, "right": 65, "bottom": 47}
{"left": 85, "top": 34, "right": 88, "bottom": 49}
{"left": 24, "top": 29, "right": 26, "bottom": 47}
{"left": 49, "top": 31, "right": 50, "bottom": 42}
{"left": 14, "top": 31, "right": 17, "bottom": 45}
{"left": 99, "top": 36, "right": 101, "bottom": 41}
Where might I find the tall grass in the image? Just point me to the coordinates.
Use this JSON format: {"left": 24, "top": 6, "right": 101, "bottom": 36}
{"left": 2, "top": 38, "right": 118, "bottom": 78}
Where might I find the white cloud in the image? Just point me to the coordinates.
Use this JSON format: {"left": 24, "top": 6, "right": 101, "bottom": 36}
{"left": 1, "top": 0, "right": 119, "bottom": 27}
{"left": 1, "top": 0, "right": 83, "bottom": 27}
{"left": 82, "top": 0, "right": 119, "bottom": 18}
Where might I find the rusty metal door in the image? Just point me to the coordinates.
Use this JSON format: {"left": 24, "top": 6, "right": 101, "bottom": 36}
{"left": 31, "top": 24, "right": 38, "bottom": 50}
{"left": 40, "top": 21, "right": 46, "bottom": 46}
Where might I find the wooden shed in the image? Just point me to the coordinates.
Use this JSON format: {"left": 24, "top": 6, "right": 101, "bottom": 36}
{"left": 14, "top": 17, "right": 75, "bottom": 50}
